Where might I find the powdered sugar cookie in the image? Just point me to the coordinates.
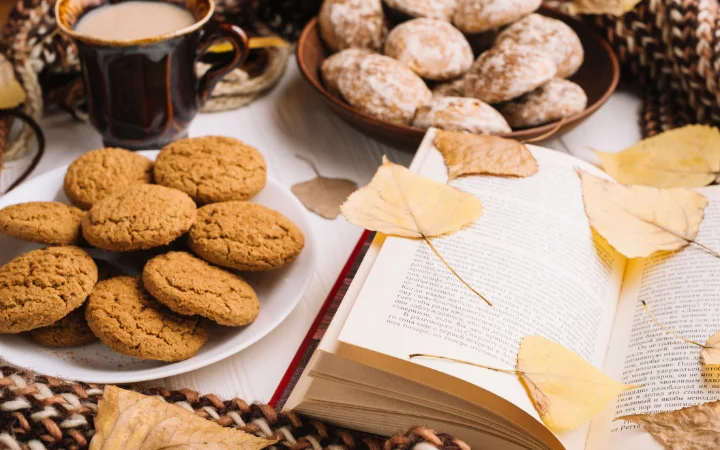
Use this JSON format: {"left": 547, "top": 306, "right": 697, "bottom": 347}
{"left": 465, "top": 45, "right": 556, "bottom": 104}
{"left": 384, "top": 18, "right": 473, "bottom": 81}
{"left": 432, "top": 78, "right": 466, "bottom": 99}
{"left": 413, "top": 97, "right": 511, "bottom": 134}
{"left": 383, "top": 0, "right": 458, "bottom": 21}
{"left": 321, "top": 48, "right": 372, "bottom": 96}
{"left": 453, "top": 0, "right": 541, "bottom": 34}
{"left": 499, "top": 78, "right": 587, "bottom": 127}
{"left": 496, "top": 14, "right": 584, "bottom": 78}
{"left": 338, "top": 54, "right": 432, "bottom": 124}
{"left": 319, "top": 0, "right": 386, "bottom": 52}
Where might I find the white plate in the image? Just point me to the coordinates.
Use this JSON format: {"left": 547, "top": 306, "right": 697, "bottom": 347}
{"left": 0, "top": 150, "right": 317, "bottom": 384}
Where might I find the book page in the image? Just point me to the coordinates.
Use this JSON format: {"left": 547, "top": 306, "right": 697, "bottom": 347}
{"left": 338, "top": 130, "right": 627, "bottom": 450}
{"left": 587, "top": 186, "right": 720, "bottom": 450}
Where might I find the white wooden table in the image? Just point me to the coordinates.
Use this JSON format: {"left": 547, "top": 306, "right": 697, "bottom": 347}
{"left": 0, "top": 59, "right": 643, "bottom": 403}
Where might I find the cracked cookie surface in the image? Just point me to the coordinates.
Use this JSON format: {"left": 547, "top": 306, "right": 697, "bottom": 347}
{"left": 143, "top": 251, "right": 260, "bottom": 326}
{"left": 85, "top": 276, "right": 207, "bottom": 362}
{"left": 0, "top": 201, "right": 85, "bottom": 245}
{"left": 188, "top": 201, "right": 305, "bottom": 271}
{"left": 30, "top": 306, "right": 98, "bottom": 347}
{"left": 154, "top": 136, "right": 267, "bottom": 205}
{"left": 64, "top": 148, "right": 153, "bottom": 210}
{"left": 82, "top": 184, "right": 197, "bottom": 252}
{"left": 0, "top": 246, "right": 98, "bottom": 333}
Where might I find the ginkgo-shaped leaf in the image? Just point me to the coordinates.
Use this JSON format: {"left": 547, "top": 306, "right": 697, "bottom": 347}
{"left": 579, "top": 170, "right": 709, "bottom": 258}
{"left": 596, "top": 125, "right": 720, "bottom": 188}
{"left": 0, "top": 55, "right": 25, "bottom": 109}
{"left": 619, "top": 400, "right": 720, "bottom": 450}
{"left": 570, "top": 0, "right": 641, "bottom": 15}
{"left": 90, "top": 386, "right": 277, "bottom": 450}
{"left": 292, "top": 155, "right": 358, "bottom": 220}
{"left": 341, "top": 156, "right": 483, "bottom": 238}
{"left": 702, "top": 332, "right": 720, "bottom": 366}
{"left": 516, "top": 336, "right": 639, "bottom": 432}
{"left": 434, "top": 130, "right": 538, "bottom": 180}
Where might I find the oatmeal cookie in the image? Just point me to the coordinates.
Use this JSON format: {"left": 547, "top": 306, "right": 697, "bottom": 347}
{"left": 85, "top": 276, "right": 207, "bottom": 362}
{"left": 384, "top": 18, "right": 473, "bottom": 81}
{"left": 319, "top": 0, "right": 386, "bottom": 52}
{"left": 384, "top": 0, "right": 458, "bottom": 21}
{"left": 82, "top": 185, "right": 196, "bottom": 252}
{"left": 64, "top": 148, "right": 153, "bottom": 210}
{"left": 0, "top": 246, "right": 97, "bottom": 333}
{"left": 465, "top": 45, "right": 556, "bottom": 104}
{"left": 338, "top": 54, "right": 431, "bottom": 125}
{"left": 321, "top": 48, "right": 372, "bottom": 97}
{"left": 413, "top": 97, "right": 511, "bottom": 134}
{"left": 154, "top": 136, "right": 267, "bottom": 205}
{"left": 499, "top": 78, "right": 588, "bottom": 128}
{"left": 0, "top": 201, "right": 84, "bottom": 245}
{"left": 453, "top": 0, "right": 541, "bottom": 34}
{"left": 496, "top": 14, "right": 584, "bottom": 78}
{"left": 143, "top": 251, "right": 260, "bottom": 327}
{"left": 30, "top": 307, "right": 98, "bottom": 348}
{"left": 189, "top": 201, "right": 305, "bottom": 271}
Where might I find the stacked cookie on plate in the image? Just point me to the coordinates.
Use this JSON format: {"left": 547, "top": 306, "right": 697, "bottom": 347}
{"left": 318, "top": 0, "right": 588, "bottom": 134}
{"left": 0, "top": 137, "right": 305, "bottom": 363}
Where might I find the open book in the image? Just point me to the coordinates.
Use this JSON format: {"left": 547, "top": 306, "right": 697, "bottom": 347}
{"left": 285, "top": 129, "right": 720, "bottom": 450}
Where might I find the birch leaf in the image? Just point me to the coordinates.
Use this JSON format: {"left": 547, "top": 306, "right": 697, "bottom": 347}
{"left": 596, "top": 125, "right": 720, "bottom": 188}
{"left": 90, "top": 386, "right": 277, "bottom": 450}
{"left": 701, "top": 332, "right": 720, "bottom": 366}
{"left": 570, "top": 0, "right": 641, "bottom": 15}
{"left": 0, "top": 56, "right": 25, "bottom": 109}
{"left": 434, "top": 130, "right": 538, "bottom": 181}
{"left": 292, "top": 176, "right": 358, "bottom": 220}
{"left": 579, "top": 170, "right": 709, "bottom": 258}
{"left": 517, "top": 336, "right": 639, "bottom": 432}
{"left": 619, "top": 400, "right": 720, "bottom": 450}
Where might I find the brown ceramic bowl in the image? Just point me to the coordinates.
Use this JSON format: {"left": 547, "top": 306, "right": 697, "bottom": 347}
{"left": 296, "top": 7, "right": 620, "bottom": 148}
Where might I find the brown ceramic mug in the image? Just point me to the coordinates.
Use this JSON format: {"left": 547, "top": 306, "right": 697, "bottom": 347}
{"left": 56, "top": 0, "right": 249, "bottom": 149}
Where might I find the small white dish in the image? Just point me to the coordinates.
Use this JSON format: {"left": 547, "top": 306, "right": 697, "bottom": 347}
{"left": 0, "top": 150, "right": 317, "bottom": 384}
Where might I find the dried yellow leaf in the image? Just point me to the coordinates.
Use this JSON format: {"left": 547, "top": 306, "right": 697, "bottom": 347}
{"left": 701, "top": 331, "right": 720, "bottom": 367}
{"left": 434, "top": 130, "right": 538, "bottom": 181}
{"left": 292, "top": 176, "right": 358, "bottom": 220}
{"left": 90, "top": 386, "right": 277, "bottom": 450}
{"left": 569, "top": 0, "right": 641, "bottom": 15}
{"left": 517, "top": 336, "right": 639, "bottom": 432}
{"left": 619, "top": 400, "right": 720, "bottom": 450}
{"left": 579, "top": 170, "right": 709, "bottom": 258}
{"left": 340, "top": 156, "right": 483, "bottom": 238}
{"left": 596, "top": 125, "right": 720, "bottom": 188}
{"left": 0, "top": 56, "right": 25, "bottom": 109}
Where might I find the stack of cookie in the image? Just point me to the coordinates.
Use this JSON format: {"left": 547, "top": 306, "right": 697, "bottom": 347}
{"left": 0, "top": 136, "right": 305, "bottom": 363}
{"left": 318, "top": 0, "right": 588, "bottom": 134}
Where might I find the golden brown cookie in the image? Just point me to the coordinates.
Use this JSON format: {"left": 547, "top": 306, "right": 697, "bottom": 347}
{"left": 85, "top": 276, "right": 207, "bottom": 362}
{"left": 154, "top": 136, "right": 267, "bottom": 205}
{"left": 143, "top": 251, "right": 260, "bottom": 326}
{"left": 189, "top": 202, "right": 305, "bottom": 271}
{"left": 384, "top": 18, "right": 473, "bottom": 81}
{"left": 499, "top": 78, "right": 588, "bottom": 128}
{"left": 321, "top": 48, "right": 373, "bottom": 97}
{"left": 64, "top": 148, "right": 153, "bottom": 210}
{"left": 319, "top": 0, "right": 386, "bottom": 52}
{"left": 0, "top": 201, "right": 85, "bottom": 245}
{"left": 413, "top": 97, "right": 511, "bottom": 134}
{"left": 30, "top": 307, "right": 98, "bottom": 348}
{"left": 453, "top": 0, "right": 541, "bottom": 34}
{"left": 0, "top": 246, "right": 97, "bottom": 333}
{"left": 82, "top": 184, "right": 196, "bottom": 252}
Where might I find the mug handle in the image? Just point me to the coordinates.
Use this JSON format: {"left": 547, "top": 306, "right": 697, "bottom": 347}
{"left": 196, "top": 23, "right": 249, "bottom": 106}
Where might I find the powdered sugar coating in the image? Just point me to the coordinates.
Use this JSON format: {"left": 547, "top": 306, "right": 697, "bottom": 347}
{"left": 413, "top": 97, "right": 511, "bottom": 134}
{"left": 338, "top": 54, "right": 432, "bottom": 125}
{"left": 453, "top": 0, "right": 541, "bottom": 34}
{"left": 384, "top": 0, "right": 458, "bottom": 20}
{"left": 499, "top": 78, "right": 587, "bottom": 127}
{"left": 465, "top": 45, "right": 556, "bottom": 104}
{"left": 496, "top": 14, "right": 584, "bottom": 78}
{"left": 432, "top": 78, "right": 466, "bottom": 98}
{"left": 319, "top": 0, "right": 386, "bottom": 52}
{"left": 321, "top": 48, "right": 373, "bottom": 96}
{"left": 384, "top": 18, "right": 473, "bottom": 81}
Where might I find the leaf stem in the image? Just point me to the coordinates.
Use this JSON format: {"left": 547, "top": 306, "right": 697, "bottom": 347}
{"left": 423, "top": 236, "right": 492, "bottom": 306}
{"left": 689, "top": 240, "right": 720, "bottom": 259}
{"left": 295, "top": 154, "right": 322, "bottom": 178}
{"left": 409, "top": 353, "right": 516, "bottom": 374}
{"left": 642, "top": 301, "right": 705, "bottom": 348}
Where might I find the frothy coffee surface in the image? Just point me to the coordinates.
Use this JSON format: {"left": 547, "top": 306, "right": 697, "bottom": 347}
{"left": 75, "top": 1, "right": 196, "bottom": 41}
